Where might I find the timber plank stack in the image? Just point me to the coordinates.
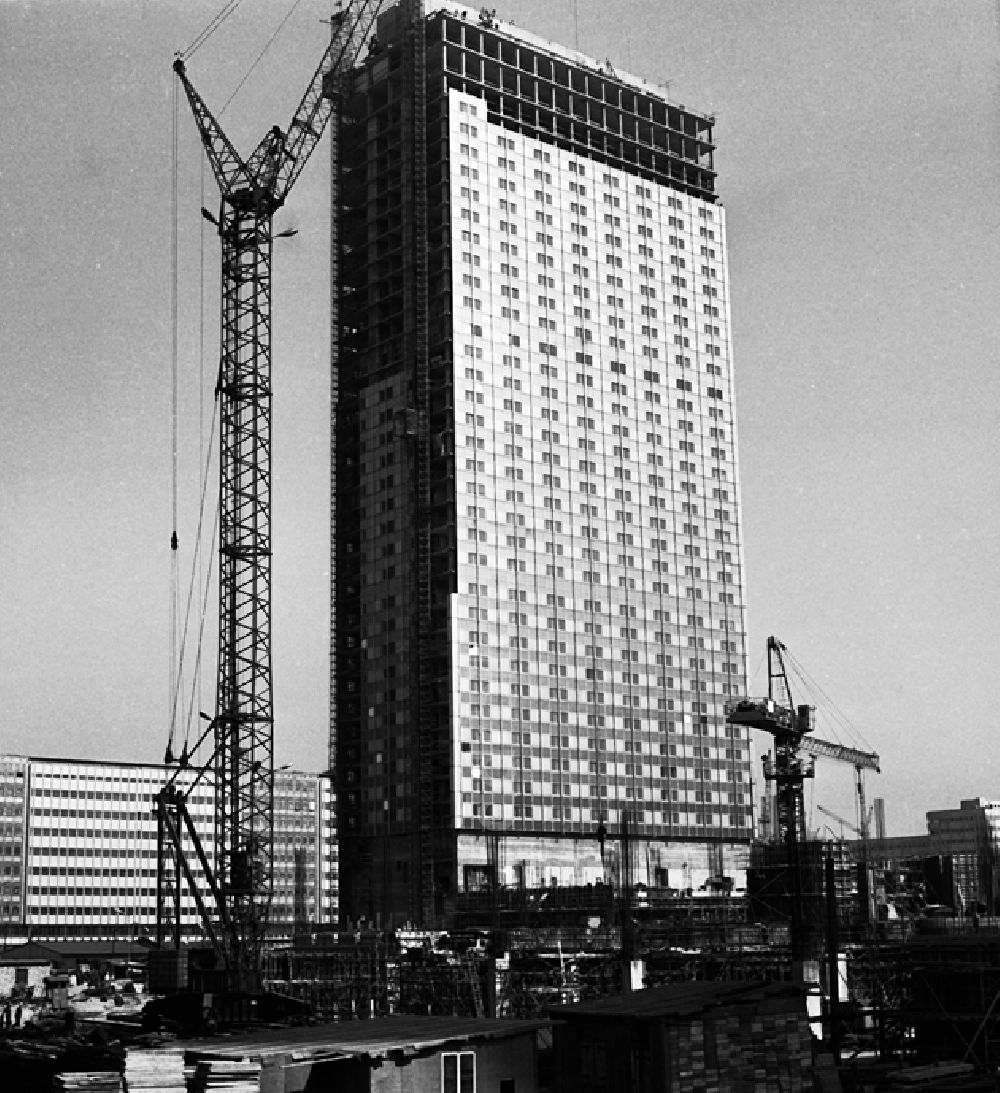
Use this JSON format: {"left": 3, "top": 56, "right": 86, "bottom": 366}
{"left": 190, "top": 1058, "right": 262, "bottom": 1093}
{"left": 54, "top": 1073, "right": 123, "bottom": 1093}
{"left": 123, "top": 1047, "right": 186, "bottom": 1093}
{"left": 664, "top": 1010, "right": 810, "bottom": 1092}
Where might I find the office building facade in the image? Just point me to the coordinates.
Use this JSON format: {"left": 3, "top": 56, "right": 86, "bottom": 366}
{"left": 333, "top": 2, "right": 751, "bottom": 925}
{"left": 0, "top": 755, "right": 335, "bottom": 943}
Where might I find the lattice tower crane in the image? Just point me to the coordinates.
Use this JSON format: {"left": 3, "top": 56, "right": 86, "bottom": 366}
{"left": 727, "top": 637, "right": 814, "bottom": 959}
{"left": 157, "top": 0, "right": 386, "bottom": 996}
{"left": 727, "top": 636, "right": 880, "bottom": 957}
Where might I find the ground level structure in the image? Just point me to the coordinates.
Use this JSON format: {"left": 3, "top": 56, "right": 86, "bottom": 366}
{"left": 549, "top": 979, "right": 815, "bottom": 1093}
{"left": 181, "top": 1015, "right": 548, "bottom": 1093}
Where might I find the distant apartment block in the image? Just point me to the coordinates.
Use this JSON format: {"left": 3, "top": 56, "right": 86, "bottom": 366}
{"left": 0, "top": 756, "right": 335, "bottom": 942}
{"left": 332, "top": 2, "right": 752, "bottom": 925}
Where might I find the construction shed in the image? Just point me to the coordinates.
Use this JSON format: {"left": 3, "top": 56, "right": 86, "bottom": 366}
{"left": 183, "top": 1014, "right": 549, "bottom": 1093}
{"left": 0, "top": 941, "right": 62, "bottom": 999}
{"left": 548, "top": 980, "right": 815, "bottom": 1093}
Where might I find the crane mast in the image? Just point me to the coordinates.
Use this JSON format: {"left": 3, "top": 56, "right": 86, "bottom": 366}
{"left": 727, "top": 636, "right": 881, "bottom": 957}
{"left": 728, "top": 637, "right": 814, "bottom": 852}
{"left": 158, "top": 2, "right": 386, "bottom": 995}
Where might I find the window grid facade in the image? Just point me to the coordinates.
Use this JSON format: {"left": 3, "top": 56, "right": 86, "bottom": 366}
{"left": 448, "top": 88, "right": 749, "bottom": 845}
{"left": 0, "top": 756, "right": 334, "bottom": 942}
{"left": 334, "top": 2, "right": 751, "bottom": 924}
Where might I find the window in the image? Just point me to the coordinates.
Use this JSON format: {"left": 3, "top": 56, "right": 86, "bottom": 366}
{"left": 442, "top": 1051, "right": 476, "bottom": 1093}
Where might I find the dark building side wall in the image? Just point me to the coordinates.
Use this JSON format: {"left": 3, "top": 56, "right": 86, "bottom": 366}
{"left": 258, "top": 1033, "right": 539, "bottom": 1093}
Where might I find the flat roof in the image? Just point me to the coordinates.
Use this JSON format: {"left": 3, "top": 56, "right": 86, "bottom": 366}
{"left": 548, "top": 980, "right": 808, "bottom": 1019}
{"left": 184, "top": 1016, "right": 549, "bottom": 1062}
{"left": 0, "top": 754, "right": 323, "bottom": 778}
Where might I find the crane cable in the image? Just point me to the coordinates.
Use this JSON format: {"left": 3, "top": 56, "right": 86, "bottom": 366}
{"left": 782, "top": 645, "right": 874, "bottom": 754}
{"left": 183, "top": 487, "right": 222, "bottom": 755}
{"left": 219, "top": 0, "right": 309, "bottom": 116}
{"left": 197, "top": 160, "right": 208, "bottom": 731}
{"left": 168, "top": 73, "right": 181, "bottom": 764}
{"left": 176, "top": 409, "right": 221, "bottom": 758}
{"left": 168, "top": 62, "right": 222, "bottom": 764}
{"left": 747, "top": 645, "right": 767, "bottom": 698}
{"left": 182, "top": 0, "right": 244, "bottom": 62}
{"left": 180, "top": 0, "right": 309, "bottom": 112}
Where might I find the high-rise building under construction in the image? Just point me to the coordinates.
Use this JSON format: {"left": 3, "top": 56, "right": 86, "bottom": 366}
{"left": 332, "top": 1, "right": 752, "bottom": 926}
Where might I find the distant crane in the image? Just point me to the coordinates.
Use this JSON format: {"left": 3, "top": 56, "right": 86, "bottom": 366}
{"left": 799, "top": 735, "right": 879, "bottom": 842}
{"left": 727, "top": 636, "right": 881, "bottom": 958}
{"left": 816, "top": 803, "right": 863, "bottom": 842}
{"left": 156, "top": 1, "right": 386, "bottom": 998}
{"left": 814, "top": 801, "right": 879, "bottom": 926}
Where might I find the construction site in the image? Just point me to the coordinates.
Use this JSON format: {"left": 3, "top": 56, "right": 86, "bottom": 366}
{"left": 2, "top": 2, "right": 998, "bottom": 1092}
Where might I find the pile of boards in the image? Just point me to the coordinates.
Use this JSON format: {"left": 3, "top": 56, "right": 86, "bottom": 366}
{"left": 123, "top": 1047, "right": 187, "bottom": 1093}
{"left": 53, "top": 1074, "right": 122, "bottom": 1093}
{"left": 189, "top": 1057, "right": 262, "bottom": 1093}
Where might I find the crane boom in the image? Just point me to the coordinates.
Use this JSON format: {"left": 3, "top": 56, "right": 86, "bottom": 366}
{"left": 816, "top": 803, "right": 863, "bottom": 839}
{"left": 799, "top": 735, "right": 879, "bottom": 773}
{"left": 172, "top": 59, "right": 261, "bottom": 199}
{"left": 276, "top": 1, "right": 386, "bottom": 198}
{"left": 159, "top": 2, "right": 386, "bottom": 994}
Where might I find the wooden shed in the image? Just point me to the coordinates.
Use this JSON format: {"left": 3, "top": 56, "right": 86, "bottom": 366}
{"left": 549, "top": 980, "right": 815, "bottom": 1093}
{"left": 183, "top": 1014, "right": 549, "bottom": 1093}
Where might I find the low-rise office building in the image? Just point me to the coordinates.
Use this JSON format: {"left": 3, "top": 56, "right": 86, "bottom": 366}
{"left": 859, "top": 798, "right": 1000, "bottom": 913}
{"left": 0, "top": 755, "right": 335, "bottom": 943}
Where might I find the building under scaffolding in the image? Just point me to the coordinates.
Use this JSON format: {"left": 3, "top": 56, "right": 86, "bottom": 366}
{"left": 331, "top": 0, "right": 753, "bottom": 928}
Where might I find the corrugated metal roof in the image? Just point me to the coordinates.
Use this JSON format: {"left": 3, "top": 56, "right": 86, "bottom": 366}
{"left": 548, "top": 980, "right": 808, "bottom": 1019}
{"left": 184, "top": 1015, "right": 549, "bottom": 1063}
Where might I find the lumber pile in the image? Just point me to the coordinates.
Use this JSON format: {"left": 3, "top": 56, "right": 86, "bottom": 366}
{"left": 53, "top": 1073, "right": 122, "bottom": 1093}
{"left": 123, "top": 1046, "right": 186, "bottom": 1093}
{"left": 665, "top": 1009, "right": 813, "bottom": 1092}
{"left": 190, "top": 1057, "right": 262, "bottom": 1093}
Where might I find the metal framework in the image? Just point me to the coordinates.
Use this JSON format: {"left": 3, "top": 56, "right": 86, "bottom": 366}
{"left": 800, "top": 734, "right": 880, "bottom": 843}
{"left": 728, "top": 636, "right": 882, "bottom": 958}
{"left": 159, "top": 2, "right": 385, "bottom": 991}
{"left": 728, "top": 637, "right": 814, "bottom": 958}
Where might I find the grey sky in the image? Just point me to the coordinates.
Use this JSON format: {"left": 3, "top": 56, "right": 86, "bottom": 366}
{"left": 1, "top": 0, "right": 997, "bottom": 836}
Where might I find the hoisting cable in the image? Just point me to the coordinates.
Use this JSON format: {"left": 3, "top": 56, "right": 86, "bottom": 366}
{"left": 197, "top": 158, "right": 208, "bottom": 737}
{"left": 747, "top": 645, "right": 767, "bottom": 698}
{"left": 219, "top": 0, "right": 308, "bottom": 116}
{"left": 782, "top": 646, "right": 874, "bottom": 754}
{"left": 169, "top": 150, "right": 221, "bottom": 766}
{"left": 170, "top": 398, "right": 221, "bottom": 762}
{"left": 167, "top": 67, "right": 220, "bottom": 762}
{"left": 183, "top": 500, "right": 222, "bottom": 760}
{"left": 181, "top": 0, "right": 244, "bottom": 62}
{"left": 168, "top": 70, "right": 181, "bottom": 766}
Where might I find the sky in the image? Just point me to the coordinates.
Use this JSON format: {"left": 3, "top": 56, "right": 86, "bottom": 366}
{"left": 1, "top": 0, "right": 998, "bottom": 838}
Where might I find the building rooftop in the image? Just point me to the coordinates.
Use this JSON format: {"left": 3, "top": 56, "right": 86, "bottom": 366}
{"left": 548, "top": 980, "right": 808, "bottom": 1019}
{"left": 0, "top": 754, "right": 323, "bottom": 778}
{"left": 183, "top": 1015, "right": 550, "bottom": 1062}
{"left": 0, "top": 941, "right": 65, "bottom": 966}
{"left": 428, "top": 3, "right": 702, "bottom": 115}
